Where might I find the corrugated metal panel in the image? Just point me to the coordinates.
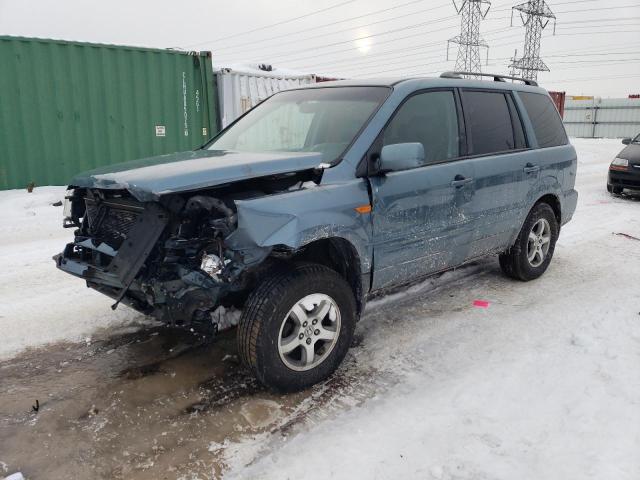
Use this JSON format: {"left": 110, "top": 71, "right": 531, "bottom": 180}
{"left": 563, "top": 97, "right": 640, "bottom": 138}
{"left": 215, "top": 66, "right": 314, "bottom": 128}
{"left": 0, "top": 36, "right": 219, "bottom": 190}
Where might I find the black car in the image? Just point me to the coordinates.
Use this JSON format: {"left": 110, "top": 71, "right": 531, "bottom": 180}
{"left": 608, "top": 133, "right": 640, "bottom": 194}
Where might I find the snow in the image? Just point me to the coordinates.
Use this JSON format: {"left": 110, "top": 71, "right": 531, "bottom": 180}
{"left": 212, "top": 62, "right": 314, "bottom": 79}
{"left": 3, "top": 474, "right": 25, "bottom": 480}
{"left": 0, "top": 187, "right": 151, "bottom": 360}
{"left": 0, "top": 139, "right": 638, "bottom": 479}
{"left": 210, "top": 305, "right": 243, "bottom": 332}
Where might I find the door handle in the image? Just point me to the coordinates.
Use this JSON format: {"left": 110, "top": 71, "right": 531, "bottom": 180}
{"left": 450, "top": 175, "right": 473, "bottom": 188}
{"left": 524, "top": 163, "right": 540, "bottom": 174}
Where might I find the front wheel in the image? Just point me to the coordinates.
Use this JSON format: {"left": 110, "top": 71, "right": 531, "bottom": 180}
{"left": 499, "top": 203, "right": 559, "bottom": 281}
{"left": 237, "top": 263, "right": 356, "bottom": 392}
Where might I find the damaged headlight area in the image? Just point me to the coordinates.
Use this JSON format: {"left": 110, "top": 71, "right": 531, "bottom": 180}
{"left": 55, "top": 187, "right": 272, "bottom": 333}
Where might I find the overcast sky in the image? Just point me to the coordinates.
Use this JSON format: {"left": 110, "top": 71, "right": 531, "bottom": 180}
{"left": 1, "top": 0, "right": 639, "bottom": 96}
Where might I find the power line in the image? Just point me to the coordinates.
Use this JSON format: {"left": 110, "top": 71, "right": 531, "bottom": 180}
{"left": 291, "top": 18, "right": 640, "bottom": 70}
{"left": 343, "top": 29, "right": 640, "bottom": 77}
{"left": 314, "top": 20, "right": 640, "bottom": 73}
{"left": 345, "top": 46, "right": 639, "bottom": 77}
{"left": 213, "top": 14, "right": 461, "bottom": 60}
{"left": 351, "top": 53, "right": 640, "bottom": 78}
{"left": 364, "top": 58, "right": 639, "bottom": 80}
{"left": 198, "top": 0, "right": 631, "bottom": 59}
{"left": 220, "top": 3, "right": 640, "bottom": 65}
{"left": 182, "top": 0, "right": 357, "bottom": 48}
{"left": 213, "top": 0, "right": 451, "bottom": 55}
{"left": 334, "top": 23, "right": 640, "bottom": 75}
{"left": 547, "top": 73, "right": 640, "bottom": 83}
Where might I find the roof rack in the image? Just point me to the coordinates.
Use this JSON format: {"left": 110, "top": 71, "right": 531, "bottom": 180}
{"left": 440, "top": 71, "right": 538, "bottom": 87}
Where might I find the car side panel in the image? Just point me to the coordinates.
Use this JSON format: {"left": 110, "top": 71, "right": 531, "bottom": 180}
{"left": 463, "top": 150, "right": 534, "bottom": 258}
{"left": 512, "top": 89, "right": 578, "bottom": 235}
{"left": 369, "top": 159, "right": 476, "bottom": 290}
{"left": 225, "top": 179, "right": 374, "bottom": 275}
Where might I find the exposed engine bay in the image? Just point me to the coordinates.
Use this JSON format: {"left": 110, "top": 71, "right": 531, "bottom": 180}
{"left": 55, "top": 170, "right": 319, "bottom": 331}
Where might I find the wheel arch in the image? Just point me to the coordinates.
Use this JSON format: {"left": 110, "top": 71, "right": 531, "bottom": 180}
{"left": 288, "top": 237, "right": 365, "bottom": 318}
{"left": 533, "top": 193, "right": 562, "bottom": 226}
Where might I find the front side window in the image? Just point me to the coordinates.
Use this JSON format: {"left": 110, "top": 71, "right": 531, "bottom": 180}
{"left": 208, "top": 87, "right": 390, "bottom": 163}
{"left": 383, "top": 90, "right": 460, "bottom": 165}
{"left": 463, "top": 90, "right": 517, "bottom": 156}
{"left": 518, "top": 92, "right": 568, "bottom": 148}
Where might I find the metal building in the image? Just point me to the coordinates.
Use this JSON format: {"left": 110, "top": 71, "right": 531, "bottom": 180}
{"left": 563, "top": 97, "right": 640, "bottom": 138}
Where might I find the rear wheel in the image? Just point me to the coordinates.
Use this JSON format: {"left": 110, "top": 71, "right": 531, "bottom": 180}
{"left": 607, "top": 184, "right": 623, "bottom": 194}
{"left": 237, "top": 263, "right": 356, "bottom": 392}
{"left": 499, "top": 203, "right": 559, "bottom": 281}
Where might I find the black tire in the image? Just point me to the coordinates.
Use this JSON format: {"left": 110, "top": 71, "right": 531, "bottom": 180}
{"left": 237, "top": 263, "right": 356, "bottom": 392}
{"left": 499, "top": 203, "right": 559, "bottom": 282}
{"left": 607, "top": 184, "right": 623, "bottom": 195}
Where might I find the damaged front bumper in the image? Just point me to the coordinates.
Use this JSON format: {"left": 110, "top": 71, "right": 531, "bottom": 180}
{"left": 55, "top": 200, "right": 171, "bottom": 310}
{"left": 55, "top": 198, "right": 230, "bottom": 326}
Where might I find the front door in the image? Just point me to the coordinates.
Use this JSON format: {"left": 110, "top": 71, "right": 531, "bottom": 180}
{"left": 369, "top": 89, "right": 476, "bottom": 290}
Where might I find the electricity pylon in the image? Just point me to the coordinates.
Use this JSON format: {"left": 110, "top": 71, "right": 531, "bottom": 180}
{"left": 509, "top": 0, "right": 556, "bottom": 81}
{"left": 447, "top": 0, "right": 491, "bottom": 78}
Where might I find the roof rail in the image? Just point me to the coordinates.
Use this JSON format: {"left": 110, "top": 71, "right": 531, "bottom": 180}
{"left": 440, "top": 71, "right": 538, "bottom": 87}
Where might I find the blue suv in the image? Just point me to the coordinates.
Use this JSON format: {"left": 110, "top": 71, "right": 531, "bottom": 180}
{"left": 56, "top": 72, "right": 578, "bottom": 391}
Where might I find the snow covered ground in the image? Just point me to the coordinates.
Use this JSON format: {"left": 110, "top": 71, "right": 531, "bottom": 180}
{"left": 0, "top": 139, "right": 639, "bottom": 479}
{"left": 0, "top": 187, "right": 150, "bottom": 360}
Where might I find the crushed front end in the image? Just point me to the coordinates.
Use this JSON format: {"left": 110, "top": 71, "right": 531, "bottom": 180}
{"left": 54, "top": 187, "right": 270, "bottom": 329}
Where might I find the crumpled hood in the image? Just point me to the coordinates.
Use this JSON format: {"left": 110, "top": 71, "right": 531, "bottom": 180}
{"left": 70, "top": 149, "right": 324, "bottom": 201}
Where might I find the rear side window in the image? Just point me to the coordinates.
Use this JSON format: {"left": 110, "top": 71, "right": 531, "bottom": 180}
{"left": 383, "top": 90, "right": 460, "bottom": 165}
{"left": 462, "top": 91, "right": 517, "bottom": 155}
{"left": 518, "top": 92, "right": 568, "bottom": 148}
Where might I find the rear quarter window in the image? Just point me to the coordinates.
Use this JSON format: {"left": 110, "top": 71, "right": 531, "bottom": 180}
{"left": 518, "top": 92, "right": 568, "bottom": 148}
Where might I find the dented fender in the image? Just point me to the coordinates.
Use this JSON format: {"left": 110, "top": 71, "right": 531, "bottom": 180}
{"left": 225, "top": 180, "right": 373, "bottom": 273}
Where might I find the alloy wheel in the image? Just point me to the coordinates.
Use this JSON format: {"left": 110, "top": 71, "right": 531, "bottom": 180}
{"left": 277, "top": 294, "right": 341, "bottom": 371}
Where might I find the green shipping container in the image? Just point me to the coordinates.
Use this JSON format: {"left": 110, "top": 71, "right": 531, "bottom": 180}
{"left": 0, "top": 36, "right": 220, "bottom": 190}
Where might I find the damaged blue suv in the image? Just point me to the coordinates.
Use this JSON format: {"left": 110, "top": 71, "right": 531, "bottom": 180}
{"left": 56, "top": 72, "right": 578, "bottom": 391}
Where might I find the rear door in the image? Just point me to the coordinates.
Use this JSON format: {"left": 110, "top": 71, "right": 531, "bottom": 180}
{"left": 369, "top": 89, "right": 476, "bottom": 290}
{"left": 459, "top": 89, "right": 532, "bottom": 258}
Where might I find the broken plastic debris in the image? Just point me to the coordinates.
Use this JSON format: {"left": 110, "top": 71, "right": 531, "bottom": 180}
{"left": 473, "top": 300, "right": 490, "bottom": 308}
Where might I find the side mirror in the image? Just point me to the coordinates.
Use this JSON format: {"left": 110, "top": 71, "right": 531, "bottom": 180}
{"left": 379, "top": 143, "right": 425, "bottom": 173}
{"left": 622, "top": 138, "right": 632, "bottom": 145}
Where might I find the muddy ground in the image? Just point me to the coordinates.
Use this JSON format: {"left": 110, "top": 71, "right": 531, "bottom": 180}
{"left": 0, "top": 292, "right": 400, "bottom": 480}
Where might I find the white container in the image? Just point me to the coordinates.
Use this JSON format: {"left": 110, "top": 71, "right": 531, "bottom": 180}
{"left": 564, "top": 97, "right": 640, "bottom": 138}
{"left": 214, "top": 64, "right": 315, "bottom": 128}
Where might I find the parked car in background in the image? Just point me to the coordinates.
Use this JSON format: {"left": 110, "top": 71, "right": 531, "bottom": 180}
{"left": 608, "top": 133, "right": 640, "bottom": 194}
{"left": 55, "top": 72, "right": 577, "bottom": 392}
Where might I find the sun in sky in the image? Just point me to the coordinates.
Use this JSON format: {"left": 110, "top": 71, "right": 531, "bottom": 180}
{"left": 354, "top": 29, "right": 372, "bottom": 54}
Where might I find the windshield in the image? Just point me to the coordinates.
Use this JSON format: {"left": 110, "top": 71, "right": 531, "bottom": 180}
{"left": 208, "top": 86, "right": 390, "bottom": 163}
{"left": 633, "top": 133, "right": 640, "bottom": 143}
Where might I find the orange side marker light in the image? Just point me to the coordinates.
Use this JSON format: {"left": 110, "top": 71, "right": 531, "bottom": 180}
{"left": 355, "top": 204, "right": 372, "bottom": 214}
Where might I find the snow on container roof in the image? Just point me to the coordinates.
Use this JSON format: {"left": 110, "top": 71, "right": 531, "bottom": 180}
{"left": 212, "top": 62, "right": 314, "bottom": 80}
